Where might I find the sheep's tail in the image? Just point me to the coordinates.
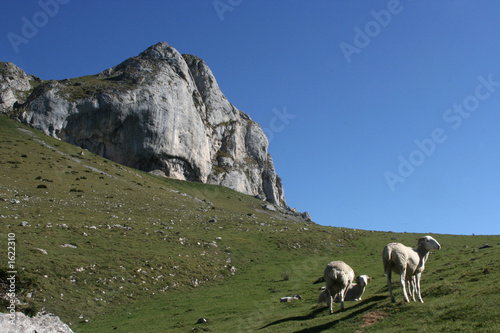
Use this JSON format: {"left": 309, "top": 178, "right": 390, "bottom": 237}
{"left": 331, "top": 269, "right": 341, "bottom": 281}
{"left": 331, "top": 269, "right": 350, "bottom": 287}
{"left": 334, "top": 270, "right": 351, "bottom": 301}
{"left": 382, "top": 246, "right": 391, "bottom": 274}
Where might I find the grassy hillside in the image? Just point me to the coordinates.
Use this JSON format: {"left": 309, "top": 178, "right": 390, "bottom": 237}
{"left": 0, "top": 114, "right": 499, "bottom": 332}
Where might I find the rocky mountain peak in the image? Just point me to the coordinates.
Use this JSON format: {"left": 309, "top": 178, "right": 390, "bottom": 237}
{"left": 0, "top": 42, "right": 287, "bottom": 207}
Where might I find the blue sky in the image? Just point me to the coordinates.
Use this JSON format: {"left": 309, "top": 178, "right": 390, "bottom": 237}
{"left": 1, "top": 0, "right": 500, "bottom": 235}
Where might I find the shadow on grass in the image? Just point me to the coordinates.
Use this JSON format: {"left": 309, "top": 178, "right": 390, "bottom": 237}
{"left": 259, "top": 295, "right": 386, "bottom": 332}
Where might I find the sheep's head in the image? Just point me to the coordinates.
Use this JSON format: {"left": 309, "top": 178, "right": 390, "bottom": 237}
{"left": 356, "top": 275, "right": 371, "bottom": 287}
{"left": 418, "top": 235, "right": 441, "bottom": 251}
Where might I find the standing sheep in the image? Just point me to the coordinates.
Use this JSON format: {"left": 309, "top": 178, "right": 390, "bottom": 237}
{"left": 322, "top": 261, "right": 355, "bottom": 314}
{"left": 382, "top": 235, "right": 441, "bottom": 303}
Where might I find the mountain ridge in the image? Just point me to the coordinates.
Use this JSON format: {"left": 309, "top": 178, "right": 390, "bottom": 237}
{"left": 0, "top": 42, "right": 290, "bottom": 208}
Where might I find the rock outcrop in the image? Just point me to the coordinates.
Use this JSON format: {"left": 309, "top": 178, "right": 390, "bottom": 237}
{"left": 0, "top": 62, "right": 36, "bottom": 112}
{"left": 1, "top": 42, "right": 286, "bottom": 206}
{"left": 0, "top": 312, "right": 73, "bottom": 333}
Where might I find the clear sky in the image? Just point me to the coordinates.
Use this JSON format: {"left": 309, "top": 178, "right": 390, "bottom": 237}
{"left": 1, "top": 0, "right": 500, "bottom": 235}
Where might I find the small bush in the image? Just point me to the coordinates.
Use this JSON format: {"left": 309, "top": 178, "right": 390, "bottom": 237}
{"left": 20, "top": 300, "right": 38, "bottom": 317}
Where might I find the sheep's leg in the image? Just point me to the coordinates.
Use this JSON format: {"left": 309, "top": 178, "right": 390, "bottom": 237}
{"left": 406, "top": 280, "right": 412, "bottom": 301}
{"left": 407, "top": 277, "right": 415, "bottom": 302}
{"left": 411, "top": 280, "right": 416, "bottom": 302}
{"left": 400, "top": 269, "right": 410, "bottom": 303}
{"left": 327, "top": 290, "right": 334, "bottom": 314}
{"left": 412, "top": 276, "right": 417, "bottom": 301}
{"left": 386, "top": 269, "right": 395, "bottom": 303}
{"left": 415, "top": 273, "right": 423, "bottom": 303}
{"left": 339, "top": 289, "right": 346, "bottom": 311}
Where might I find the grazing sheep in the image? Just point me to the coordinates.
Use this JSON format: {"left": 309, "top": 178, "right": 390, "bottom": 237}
{"left": 318, "top": 275, "right": 371, "bottom": 304}
{"left": 322, "top": 261, "right": 355, "bottom": 314}
{"left": 382, "top": 235, "right": 441, "bottom": 303}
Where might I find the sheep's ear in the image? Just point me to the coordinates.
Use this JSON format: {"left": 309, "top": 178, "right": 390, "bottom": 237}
{"left": 367, "top": 277, "right": 372, "bottom": 282}
{"left": 313, "top": 276, "right": 325, "bottom": 284}
{"left": 417, "top": 237, "right": 426, "bottom": 246}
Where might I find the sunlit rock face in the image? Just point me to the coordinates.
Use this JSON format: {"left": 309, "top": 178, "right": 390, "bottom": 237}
{"left": 0, "top": 62, "right": 34, "bottom": 113}
{"left": 2, "top": 42, "right": 286, "bottom": 206}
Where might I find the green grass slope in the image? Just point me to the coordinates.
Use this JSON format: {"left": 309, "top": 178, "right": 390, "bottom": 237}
{"left": 1, "top": 114, "right": 499, "bottom": 332}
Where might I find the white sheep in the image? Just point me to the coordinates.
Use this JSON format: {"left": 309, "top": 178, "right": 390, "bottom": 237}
{"left": 382, "top": 235, "right": 441, "bottom": 303}
{"left": 337, "top": 274, "right": 371, "bottom": 302}
{"left": 318, "top": 274, "right": 371, "bottom": 304}
{"left": 322, "top": 261, "right": 355, "bottom": 314}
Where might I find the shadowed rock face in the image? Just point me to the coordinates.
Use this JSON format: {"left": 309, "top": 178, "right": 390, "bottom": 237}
{"left": 1, "top": 42, "right": 286, "bottom": 206}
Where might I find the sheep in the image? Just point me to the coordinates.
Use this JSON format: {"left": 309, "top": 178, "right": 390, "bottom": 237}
{"left": 317, "top": 274, "right": 371, "bottom": 305}
{"left": 280, "top": 294, "right": 302, "bottom": 302}
{"left": 336, "top": 274, "right": 371, "bottom": 302}
{"left": 382, "top": 235, "right": 441, "bottom": 303}
{"left": 322, "top": 261, "right": 355, "bottom": 314}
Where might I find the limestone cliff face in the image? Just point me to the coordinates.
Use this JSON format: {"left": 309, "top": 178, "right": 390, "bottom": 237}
{"left": 1, "top": 42, "right": 286, "bottom": 206}
{"left": 0, "top": 62, "right": 35, "bottom": 112}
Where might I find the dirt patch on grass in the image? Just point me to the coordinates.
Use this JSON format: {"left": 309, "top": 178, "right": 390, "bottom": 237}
{"left": 357, "top": 310, "right": 388, "bottom": 330}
